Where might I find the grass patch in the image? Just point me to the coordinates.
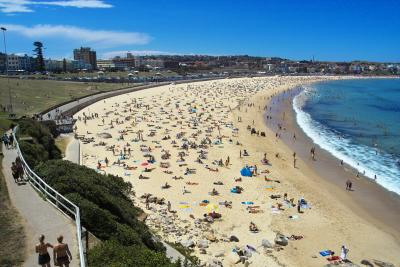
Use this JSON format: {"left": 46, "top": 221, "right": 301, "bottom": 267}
{"left": 0, "top": 78, "right": 132, "bottom": 117}
{"left": 0, "top": 118, "right": 26, "bottom": 267}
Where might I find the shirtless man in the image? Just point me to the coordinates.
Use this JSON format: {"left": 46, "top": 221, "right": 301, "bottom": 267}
{"left": 53, "top": 235, "right": 72, "bottom": 267}
{"left": 36, "top": 234, "right": 53, "bottom": 267}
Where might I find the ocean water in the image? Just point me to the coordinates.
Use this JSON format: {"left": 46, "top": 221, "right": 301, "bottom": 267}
{"left": 293, "top": 78, "right": 400, "bottom": 195}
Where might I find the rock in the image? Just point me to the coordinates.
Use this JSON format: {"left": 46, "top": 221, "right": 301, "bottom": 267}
{"left": 97, "top": 132, "right": 112, "bottom": 139}
{"left": 198, "top": 239, "right": 209, "bottom": 249}
{"left": 207, "top": 258, "right": 222, "bottom": 267}
{"left": 360, "top": 260, "right": 373, "bottom": 266}
{"left": 206, "top": 234, "right": 217, "bottom": 242}
{"left": 229, "top": 235, "right": 239, "bottom": 242}
{"left": 274, "top": 233, "right": 288, "bottom": 246}
{"left": 214, "top": 250, "right": 225, "bottom": 257}
{"left": 180, "top": 239, "right": 195, "bottom": 248}
{"left": 373, "top": 260, "right": 395, "bottom": 267}
{"left": 261, "top": 239, "right": 273, "bottom": 248}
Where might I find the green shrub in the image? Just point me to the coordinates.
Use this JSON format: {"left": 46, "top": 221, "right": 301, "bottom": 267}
{"left": 88, "top": 240, "right": 178, "bottom": 267}
{"left": 17, "top": 119, "right": 61, "bottom": 167}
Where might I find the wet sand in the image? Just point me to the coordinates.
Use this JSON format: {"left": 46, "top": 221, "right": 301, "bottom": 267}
{"left": 265, "top": 87, "right": 400, "bottom": 240}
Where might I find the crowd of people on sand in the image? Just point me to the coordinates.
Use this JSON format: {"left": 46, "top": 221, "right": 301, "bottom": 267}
{"left": 74, "top": 77, "right": 360, "bottom": 266}
{"left": 35, "top": 234, "right": 72, "bottom": 267}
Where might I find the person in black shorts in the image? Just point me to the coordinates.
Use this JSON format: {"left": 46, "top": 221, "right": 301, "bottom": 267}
{"left": 36, "top": 234, "right": 53, "bottom": 267}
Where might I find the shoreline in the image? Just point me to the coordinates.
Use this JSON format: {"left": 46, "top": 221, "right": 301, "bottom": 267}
{"left": 265, "top": 84, "right": 400, "bottom": 239}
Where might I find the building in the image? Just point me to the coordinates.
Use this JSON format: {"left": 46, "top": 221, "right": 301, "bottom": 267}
{"left": 45, "top": 59, "right": 63, "bottom": 72}
{"left": 134, "top": 57, "right": 164, "bottom": 68}
{"left": 7, "top": 54, "right": 21, "bottom": 71}
{"left": 73, "top": 47, "right": 97, "bottom": 70}
{"left": 116, "top": 57, "right": 136, "bottom": 70}
{"left": 97, "top": 59, "right": 115, "bottom": 70}
{"left": 69, "top": 60, "right": 92, "bottom": 71}
{"left": 0, "top": 53, "right": 6, "bottom": 72}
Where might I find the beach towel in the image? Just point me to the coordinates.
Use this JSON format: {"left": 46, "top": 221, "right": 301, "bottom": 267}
{"left": 240, "top": 167, "right": 252, "bottom": 177}
{"left": 241, "top": 201, "right": 254, "bottom": 205}
{"left": 319, "top": 250, "right": 331, "bottom": 257}
{"left": 265, "top": 186, "right": 274, "bottom": 190}
{"left": 271, "top": 207, "right": 280, "bottom": 214}
{"left": 179, "top": 205, "right": 190, "bottom": 209}
{"left": 230, "top": 188, "right": 238, "bottom": 193}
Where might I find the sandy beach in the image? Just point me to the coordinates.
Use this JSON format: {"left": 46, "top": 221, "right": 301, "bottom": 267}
{"left": 73, "top": 77, "right": 400, "bottom": 267}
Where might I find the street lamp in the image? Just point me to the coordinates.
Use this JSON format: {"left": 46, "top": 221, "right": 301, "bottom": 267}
{"left": 1, "top": 27, "right": 12, "bottom": 113}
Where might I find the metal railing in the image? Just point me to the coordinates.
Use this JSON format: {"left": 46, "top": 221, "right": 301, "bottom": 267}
{"left": 12, "top": 126, "right": 86, "bottom": 267}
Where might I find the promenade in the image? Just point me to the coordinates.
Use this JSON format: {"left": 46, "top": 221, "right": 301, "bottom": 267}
{"left": 2, "top": 143, "right": 79, "bottom": 267}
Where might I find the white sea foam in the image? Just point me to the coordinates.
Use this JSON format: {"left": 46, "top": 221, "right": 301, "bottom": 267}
{"left": 293, "top": 87, "right": 400, "bottom": 195}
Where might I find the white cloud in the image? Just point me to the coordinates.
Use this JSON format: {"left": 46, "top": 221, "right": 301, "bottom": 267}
{"left": 101, "top": 50, "right": 178, "bottom": 59}
{"left": 2, "top": 24, "right": 151, "bottom": 48}
{"left": 0, "top": 0, "right": 112, "bottom": 13}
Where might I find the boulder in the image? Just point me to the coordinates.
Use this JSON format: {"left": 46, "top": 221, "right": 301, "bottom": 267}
{"left": 261, "top": 239, "right": 273, "bottom": 248}
{"left": 207, "top": 258, "right": 222, "bottom": 267}
{"left": 198, "top": 239, "right": 209, "bottom": 249}
{"left": 97, "top": 132, "right": 112, "bottom": 139}
{"left": 274, "top": 233, "right": 288, "bottom": 246}
{"left": 180, "top": 239, "right": 195, "bottom": 248}
{"left": 360, "top": 260, "right": 373, "bottom": 266}
{"left": 206, "top": 234, "right": 217, "bottom": 242}
{"left": 214, "top": 250, "right": 225, "bottom": 257}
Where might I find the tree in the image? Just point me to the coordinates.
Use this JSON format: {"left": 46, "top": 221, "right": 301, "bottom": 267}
{"left": 33, "top": 41, "right": 45, "bottom": 72}
{"left": 62, "top": 58, "right": 67, "bottom": 72}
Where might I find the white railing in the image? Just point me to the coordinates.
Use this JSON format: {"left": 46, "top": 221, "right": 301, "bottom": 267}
{"left": 12, "top": 126, "right": 86, "bottom": 267}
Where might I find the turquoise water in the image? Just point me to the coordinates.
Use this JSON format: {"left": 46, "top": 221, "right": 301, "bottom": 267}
{"left": 293, "top": 78, "right": 400, "bottom": 195}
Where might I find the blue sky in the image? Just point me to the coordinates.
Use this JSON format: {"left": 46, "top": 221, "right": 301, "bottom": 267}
{"left": 0, "top": 0, "right": 399, "bottom": 62}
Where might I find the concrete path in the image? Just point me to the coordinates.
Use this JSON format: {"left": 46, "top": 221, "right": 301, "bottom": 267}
{"left": 2, "top": 144, "right": 79, "bottom": 267}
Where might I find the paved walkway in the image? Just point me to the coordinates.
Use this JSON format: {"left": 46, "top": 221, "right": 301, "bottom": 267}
{"left": 2, "top": 144, "right": 79, "bottom": 267}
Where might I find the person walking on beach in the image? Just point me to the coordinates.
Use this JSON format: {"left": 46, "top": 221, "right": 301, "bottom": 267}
{"left": 293, "top": 152, "right": 297, "bottom": 168}
{"left": 346, "top": 179, "right": 352, "bottom": 191}
{"left": 53, "top": 235, "right": 72, "bottom": 267}
{"left": 36, "top": 234, "right": 53, "bottom": 267}
{"left": 297, "top": 199, "right": 301, "bottom": 213}
{"left": 340, "top": 245, "right": 349, "bottom": 261}
{"left": 310, "top": 147, "right": 316, "bottom": 160}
